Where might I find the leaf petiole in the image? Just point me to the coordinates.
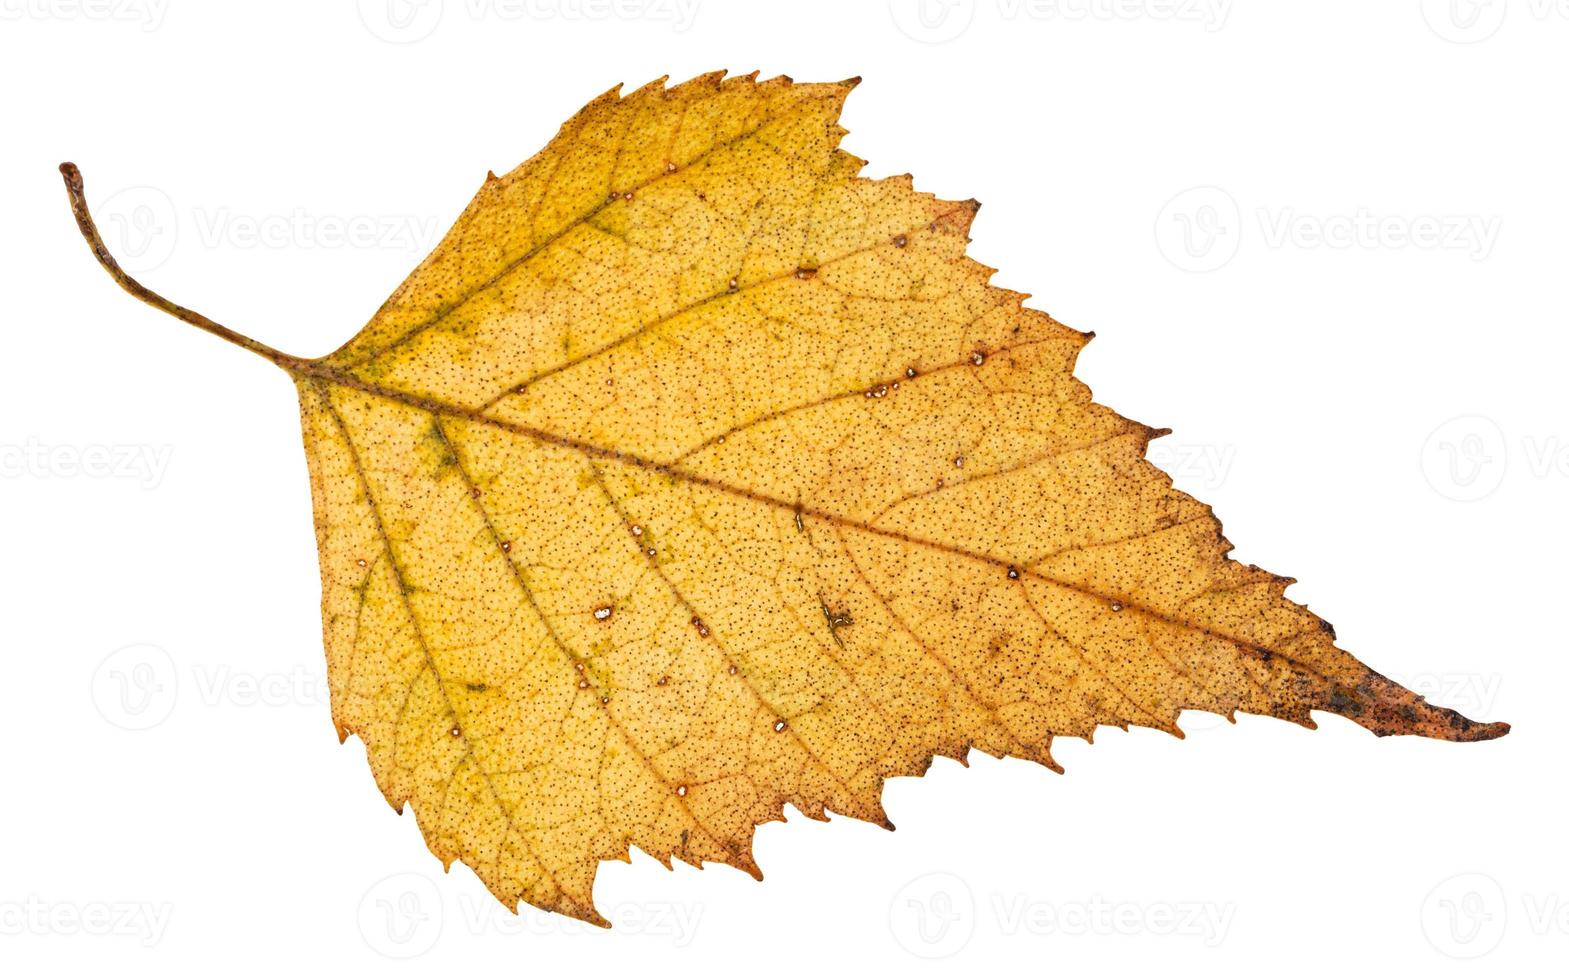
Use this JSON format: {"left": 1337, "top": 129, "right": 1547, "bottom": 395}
{"left": 59, "top": 162, "right": 308, "bottom": 374}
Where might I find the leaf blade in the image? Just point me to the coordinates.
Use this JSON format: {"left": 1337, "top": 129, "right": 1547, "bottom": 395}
{"left": 275, "top": 73, "right": 1506, "bottom": 924}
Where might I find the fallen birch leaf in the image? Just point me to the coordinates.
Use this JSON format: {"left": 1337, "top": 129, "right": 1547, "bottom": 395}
{"left": 61, "top": 72, "right": 1507, "bottom": 926}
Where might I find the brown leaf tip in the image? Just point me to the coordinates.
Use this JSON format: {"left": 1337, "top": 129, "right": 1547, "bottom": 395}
{"left": 1339, "top": 674, "right": 1510, "bottom": 742}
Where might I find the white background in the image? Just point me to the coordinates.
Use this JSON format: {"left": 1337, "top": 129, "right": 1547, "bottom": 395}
{"left": 1, "top": 1, "right": 1563, "bottom": 976}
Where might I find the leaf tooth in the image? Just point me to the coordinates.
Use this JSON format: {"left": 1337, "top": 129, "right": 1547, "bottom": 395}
{"left": 679, "top": 68, "right": 728, "bottom": 91}
{"left": 722, "top": 69, "right": 760, "bottom": 91}
{"left": 628, "top": 74, "right": 670, "bottom": 99}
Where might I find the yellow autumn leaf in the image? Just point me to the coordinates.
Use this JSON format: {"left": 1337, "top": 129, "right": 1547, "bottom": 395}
{"left": 62, "top": 71, "right": 1507, "bottom": 926}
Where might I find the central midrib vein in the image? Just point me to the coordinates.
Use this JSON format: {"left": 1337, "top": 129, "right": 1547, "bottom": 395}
{"left": 289, "top": 357, "right": 1339, "bottom": 690}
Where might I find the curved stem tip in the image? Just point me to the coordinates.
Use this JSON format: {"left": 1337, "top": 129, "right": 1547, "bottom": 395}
{"left": 59, "top": 162, "right": 305, "bottom": 372}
